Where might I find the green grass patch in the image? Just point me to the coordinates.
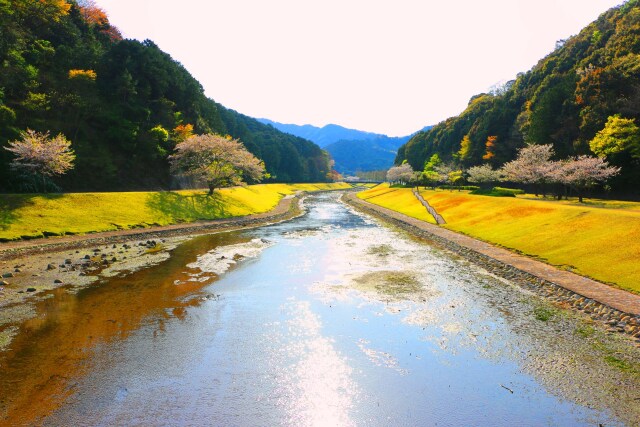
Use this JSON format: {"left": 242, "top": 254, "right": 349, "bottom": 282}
{"left": 470, "top": 188, "right": 516, "bottom": 197}
{"left": 574, "top": 325, "right": 596, "bottom": 338}
{"left": 0, "top": 183, "right": 351, "bottom": 241}
{"left": 533, "top": 305, "right": 556, "bottom": 321}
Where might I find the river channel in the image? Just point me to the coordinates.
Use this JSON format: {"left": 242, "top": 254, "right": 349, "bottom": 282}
{"left": 1, "top": 192, "right": 639, "bottom": 426}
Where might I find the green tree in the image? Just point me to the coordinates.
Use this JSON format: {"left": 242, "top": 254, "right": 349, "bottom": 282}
{"left": 589, "top": 115, "right": 640, "bottom": 160}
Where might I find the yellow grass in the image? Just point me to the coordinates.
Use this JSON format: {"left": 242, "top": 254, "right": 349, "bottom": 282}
{"left": 0, "top": 183, "right": 351, "bottom": 241}
{"left": 398, "top": 189, "right": 639, "bottom": 293}
{"left": 357, "top": 184, "right": 437, "bottom": 224}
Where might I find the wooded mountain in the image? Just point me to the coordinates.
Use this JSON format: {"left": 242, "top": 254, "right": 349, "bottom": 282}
{"left": 259, "top": 119, "right": 429, "bottom": 174}
{"left": 396, "top": 0, "right": 640, "bottom": 194}
{"left": 0, "top": 0, "right": 330, "bottom": 192}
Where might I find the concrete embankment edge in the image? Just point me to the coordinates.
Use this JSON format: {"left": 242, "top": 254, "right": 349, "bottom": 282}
{"left": 342, "top": 192, "right": 640, "bottom": 344}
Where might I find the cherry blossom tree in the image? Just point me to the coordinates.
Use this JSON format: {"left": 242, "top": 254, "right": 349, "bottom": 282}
{"left": 169, "top": 133, "right": 266, "bottom": 195}
{"left": 500, "top": 144, "right": 560, "bottom": 196}
{"left": 467, "top": 164, "right": 501, "bottom": 188}
{"left": 555, "top": 155, "right": 620, "bottom": 202}
{"left": 4, "top": 129, "right": 75, "bottom": 192}
{"left": 386, "top": 163, "right": 416, "bottom": 185}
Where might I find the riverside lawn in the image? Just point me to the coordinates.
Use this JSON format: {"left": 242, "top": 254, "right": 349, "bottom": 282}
{"left": 358, "top": 184, "right": 640, "bottom": 294}
{"left": 0, "top": 183, "right": 351, "bottom": 242}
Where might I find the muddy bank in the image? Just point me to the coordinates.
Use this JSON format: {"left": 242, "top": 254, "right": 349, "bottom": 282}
{"left": 0, "top": 194, "right": 304, "bottom": 349}
{"left": 342, "top": 193, "right": 640, "bottom": 346}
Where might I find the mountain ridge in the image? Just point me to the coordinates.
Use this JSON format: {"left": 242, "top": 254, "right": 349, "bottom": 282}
{"left": 258, "top": 118, "right": 430, "bottom": 174}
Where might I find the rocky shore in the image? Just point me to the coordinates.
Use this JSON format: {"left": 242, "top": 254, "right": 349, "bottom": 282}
{"left": 0, "top": 193, "right": 304, "bottom": 348}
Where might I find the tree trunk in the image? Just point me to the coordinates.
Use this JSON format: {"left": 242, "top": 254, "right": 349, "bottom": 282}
{"left": 208, "top": 184, "right": 215, "bottom": 196}
{"left": 42, "top": 174, "right": 47, "bottom": 194}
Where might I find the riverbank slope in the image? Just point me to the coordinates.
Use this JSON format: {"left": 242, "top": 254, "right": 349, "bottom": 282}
{"left": 358, "top": 185, "right": 640, "bottom": 294}
{"left": 0, "top": 183, "right": 352, "bottom": 242}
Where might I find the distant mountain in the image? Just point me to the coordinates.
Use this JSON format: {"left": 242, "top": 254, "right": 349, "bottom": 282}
{"left": 257, "top": 119, "right": 381, "bottom": 148}
{"left": 325, "top": 136, "right": 411, "bottom": 174}
{"left": 258, "top": 119, "right": 430, "bottom": 174}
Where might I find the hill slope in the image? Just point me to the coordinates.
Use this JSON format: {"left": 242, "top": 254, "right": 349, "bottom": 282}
{"left": 396, "top": 0, "right": 640, "bottom": 193}
{"left": 0, "top": 1, "right": 329, "bottom": 192}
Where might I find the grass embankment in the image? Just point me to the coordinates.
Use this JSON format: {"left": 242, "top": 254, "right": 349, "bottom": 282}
{"left": 356, "top": 185, "right": 437, "bottom": 224}
{"left": 358, "top": 184, "right": 640, "bottom": 293}
{"left": 0, "top": 183, "right": 352, "bottom": 241}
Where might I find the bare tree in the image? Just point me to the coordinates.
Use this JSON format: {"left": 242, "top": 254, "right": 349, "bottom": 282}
{"left": 169, "top": 133, "right": 266, "bottom": 195}
{"left": 4, "top": 129, "right": 75, "bottom": 192}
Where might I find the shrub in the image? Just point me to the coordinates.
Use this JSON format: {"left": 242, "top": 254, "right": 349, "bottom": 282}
{"left": 439, "top": 185, "right": 480, "bottom": 191}
{"left": 493, "top": 187, "right": 525, "bottom": 195}
{"left": 470, "top": 188, "right": 516, "bottom": 197}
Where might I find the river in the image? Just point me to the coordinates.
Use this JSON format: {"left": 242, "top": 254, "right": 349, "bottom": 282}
{"left": 1, "top": 192, "right": 639, "bottom": 426}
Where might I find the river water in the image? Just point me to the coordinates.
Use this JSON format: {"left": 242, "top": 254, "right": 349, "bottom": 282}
{"left": 1, "top": 192, "right": 639, "bottom": 426}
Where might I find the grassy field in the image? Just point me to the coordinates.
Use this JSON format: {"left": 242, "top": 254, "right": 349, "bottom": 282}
{"left": 356, "top": 185, "right": 436, "bottom": 224}
{"left": 0, "top": 183, "right": 352, "bottom": 241}
{"left": 358, "top": 184, "right": 640, "bottom": 293}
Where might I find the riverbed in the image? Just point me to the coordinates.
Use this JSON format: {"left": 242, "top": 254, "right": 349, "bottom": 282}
{"left": 1, "top": 192, "right": 639, "bottom": 426}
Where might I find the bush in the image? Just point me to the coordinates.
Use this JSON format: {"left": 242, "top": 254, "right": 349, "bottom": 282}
{"left": 493, "top": 186, "right": 525, "bottom": 195}
{"left": 470, "top": 188, "right": 516, "bottom": 197}
{"left": 439, "top": 185, "right": 480, "bottom": 191}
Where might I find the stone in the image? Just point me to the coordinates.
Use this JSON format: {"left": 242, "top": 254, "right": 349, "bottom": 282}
{"left": 111, "top": 257, "right": 117, "bottom": 262}
{"left": 2, "top": 272, "right": 14, "bottom": 278}
{"left": 84, "top": 255, "right": 91, "bottom": 260}
{"left": 26, "top": 287, "right": 36, "bottom": 292}
{"left": 64, "top": 259, "right": 72, "bottom": 264}
{"left": 54, "top": 279, "right": 63, "bottom": 284}
{"left": 46, "top": 264, "right": 57, "bottom": 270}
{"left": 0, "top": 280, "right": 9, "bottom": 286}
{"left": 14, "top": 268, "right": 21, "bottom": 273}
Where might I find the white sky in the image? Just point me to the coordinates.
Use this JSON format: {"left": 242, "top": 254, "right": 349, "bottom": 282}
{"left": 94, "top": 0, "right": 623, "bottom": 136}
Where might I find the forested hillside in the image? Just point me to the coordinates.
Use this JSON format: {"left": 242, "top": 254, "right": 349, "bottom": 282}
{"left": 396, "top": 0, "right": 640, "bottom": 193}
{"left": 0, "top": 0, "right": 329, "bottom": 192}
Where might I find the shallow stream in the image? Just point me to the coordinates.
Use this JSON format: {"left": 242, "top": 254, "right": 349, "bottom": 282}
{"left": 1, "top": 192, "right": 639, "bottom": 426}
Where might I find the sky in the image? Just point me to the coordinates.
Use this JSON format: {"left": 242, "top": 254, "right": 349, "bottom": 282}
{"left": 94, "top": 0, "right": 623, "bottom": 136}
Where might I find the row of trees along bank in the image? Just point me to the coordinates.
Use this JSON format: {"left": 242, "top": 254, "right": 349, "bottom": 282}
{"left": 387, "top": 143, "right": 619, "bottom": 202}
